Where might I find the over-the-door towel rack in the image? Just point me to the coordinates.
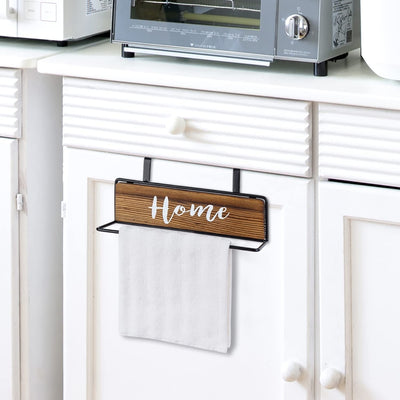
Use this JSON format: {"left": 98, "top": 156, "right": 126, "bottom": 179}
{"left": 97, "top": 158, "right": 268, "bottom": 252}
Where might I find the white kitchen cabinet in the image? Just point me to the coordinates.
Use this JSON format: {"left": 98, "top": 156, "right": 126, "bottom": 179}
{"left": 0, "top": 138, "right": 19, "bottom": 400}
{"left": 0, "top": 65, "right": 62, "bottom": 400}
{"left": 318, "top": 101, "right": 400, "bottom": 400}
{"left": 63, "top": 147, "right": 314, "bottom": 400}
{"left": 0, "top": 37, "right": 106, "bottom": 400}
{"left": 37, "top": 42, "right": 400, "bottom": 400}
{"left": 59, "top": 72, "right": 314, "bottom": 400}
{"left": 319, "top": 181, "right": 400, "bottom": 400}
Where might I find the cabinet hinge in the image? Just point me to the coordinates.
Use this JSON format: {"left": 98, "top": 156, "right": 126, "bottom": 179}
{"left": 61, "top": 201, "right": 66, "bottom": 219}
{"left": 16, "top": 193, "right": 23, "bottom": 211}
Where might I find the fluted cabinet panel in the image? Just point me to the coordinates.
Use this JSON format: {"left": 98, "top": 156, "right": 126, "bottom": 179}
{"left": 0, "top": 69, "right": 21, "bottom": 139}
{"left": 63, "top": 77, "right": 312, "bottom": 177}
{"left": 319, "top": 103, "right": 400, "bottom": 187}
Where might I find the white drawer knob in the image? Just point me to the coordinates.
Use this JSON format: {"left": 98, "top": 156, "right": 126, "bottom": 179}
{"left": 320, "top": 368, "right": 342, "bottom": 389}
{"left": 281, "top": 360, "right": 303, "bottom": 382}
{"left": 165, "top": 115, "right": 186, "bottom": 135}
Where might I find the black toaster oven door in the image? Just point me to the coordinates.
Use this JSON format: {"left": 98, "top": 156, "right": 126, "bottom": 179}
{"left": 112, "top": 0, "right": 276, "bottom": 62}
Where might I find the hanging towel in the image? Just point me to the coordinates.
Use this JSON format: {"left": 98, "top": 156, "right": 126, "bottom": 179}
{"left": 119, "top": 225, "right": 232, "bottom": 353}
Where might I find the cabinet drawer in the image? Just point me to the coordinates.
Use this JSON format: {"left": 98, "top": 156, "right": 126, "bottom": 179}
{"left": 319, "top": 103, "right": 400, "bottom": 187}
{"left": 63, "top": 77, "right": 312, "bottom": 177}
{"left": 0, "top": 68, "right": 21, "bottom": 139}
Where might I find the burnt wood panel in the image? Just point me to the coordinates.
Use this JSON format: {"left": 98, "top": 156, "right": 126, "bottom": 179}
{"left": 115, "top": 181, "right": 266, "bottom": 240}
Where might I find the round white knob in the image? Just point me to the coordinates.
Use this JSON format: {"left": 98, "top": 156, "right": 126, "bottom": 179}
{"left": 165, "top": 115, "right": 186, "bottom": 135}
{"left": 320, "top": 368, "right": 342, "bottom": 389}
{"left": 282, "top": 360, "right": 303, "bottom": 382}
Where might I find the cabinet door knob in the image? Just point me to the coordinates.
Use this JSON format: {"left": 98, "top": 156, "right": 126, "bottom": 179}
{"left": 320, "top": 368, "right": 342, "bottom": 389}
{"left": 281, "top": 360, "right": 303, "bottom": 382}
{"left": 165, "top": 115, "right": 186, "bottom": 135}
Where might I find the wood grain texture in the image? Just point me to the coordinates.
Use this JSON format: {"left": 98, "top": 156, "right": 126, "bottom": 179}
{"left": 115, "top": 182, "right": 266, "bottom": 240}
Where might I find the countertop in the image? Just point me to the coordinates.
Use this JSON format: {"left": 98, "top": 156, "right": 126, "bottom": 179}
{"left": 37, "top": 41, "right": 400, "bottom": 110}
{"left": 0, "top": 36, "right": 108, "bottom": 69}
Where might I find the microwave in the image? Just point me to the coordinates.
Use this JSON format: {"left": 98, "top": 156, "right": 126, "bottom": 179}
{"left": 361, "top": 0, "right": 400, "bottom": 81}
{"left": 0, "top": 0, "right": 112, "bottom": 44}
{"left": 112, "top": 0, "right": 360, "bottom": 76}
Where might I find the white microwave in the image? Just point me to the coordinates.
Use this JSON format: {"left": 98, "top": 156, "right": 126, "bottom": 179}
{"left": 0, "top": 0, "right": 112, "bottom": 44}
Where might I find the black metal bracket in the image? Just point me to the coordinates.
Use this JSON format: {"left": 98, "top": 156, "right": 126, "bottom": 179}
{"left": 143, "top": 157, "right": 152, "bottom": 182}
{"left": 232, "top": 169, "right": 240, "bottom": 193}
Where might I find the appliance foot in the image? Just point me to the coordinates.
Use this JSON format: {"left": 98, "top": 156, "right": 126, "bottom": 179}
{"left": 56, "top": 41, "right": 68, "bottom": 47}
{"left": 331, "top": 52, "right": 349, "bottom": 62}
{"left": 314, "top": 61, "right": 328, "bottom": 76}
{"left": 121, "top": 44, "right": 135, "bottom": 58}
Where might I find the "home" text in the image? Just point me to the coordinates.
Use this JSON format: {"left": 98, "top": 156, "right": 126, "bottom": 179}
{"left": 148, "top": 196, "right": 230, "bottom": 224}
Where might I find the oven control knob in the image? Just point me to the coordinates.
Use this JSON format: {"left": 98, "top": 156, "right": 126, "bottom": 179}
{"left": 285, "top": 14, "right": 309, "bottom": 40}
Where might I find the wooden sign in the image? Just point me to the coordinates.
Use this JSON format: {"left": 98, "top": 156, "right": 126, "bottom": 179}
{"left": 113, "top": 179, "right": 267, "bottom": 242}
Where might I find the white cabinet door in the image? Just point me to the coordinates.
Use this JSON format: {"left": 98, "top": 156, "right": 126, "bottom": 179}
{"left": 319, "top": 181, "right": 400, "bottom": 400}
{"left": 63, "top": 148, "right": 314, "bottom": 400}
{"left": 0, "top": 138, "right": 19, "bottom": 400}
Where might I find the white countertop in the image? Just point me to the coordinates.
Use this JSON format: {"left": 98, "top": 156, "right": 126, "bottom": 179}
{"left": 0, "top": 36, "right": 108, "bottom": 69}
{"left": 37, "top": 41, "right": 400, "bottom": 110}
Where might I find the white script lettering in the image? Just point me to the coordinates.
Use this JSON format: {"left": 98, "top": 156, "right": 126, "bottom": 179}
{"left": 148, "top": 196, "right": 230, "bottom": 224}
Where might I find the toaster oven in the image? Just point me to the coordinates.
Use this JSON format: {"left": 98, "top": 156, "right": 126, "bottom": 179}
{"left": 0, "top": 0, "right": 112, "bottom": 44}
{"left": 112, "top": 0, "right": 360, "bottom": 76}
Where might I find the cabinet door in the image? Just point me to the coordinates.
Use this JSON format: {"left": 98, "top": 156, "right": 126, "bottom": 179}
{"left": 64, "top": 148, "right": 314, "bottom": 400}
{"left": 0, "top": 138, "right": 19, "bottom": 400}
{"left": 319, "top": 181, "right": 400, "bottom": 400}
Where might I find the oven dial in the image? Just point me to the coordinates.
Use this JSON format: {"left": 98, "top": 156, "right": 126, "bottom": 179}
{"left": 285, "top": 14, "right": 309, "bottom": 40}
